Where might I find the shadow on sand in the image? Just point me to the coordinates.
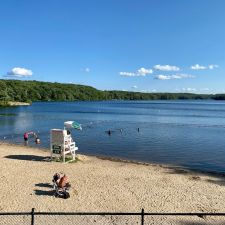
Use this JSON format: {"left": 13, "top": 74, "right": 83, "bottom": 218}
{"left": 164, "top": 166, "right": 225, "bottom": 187}
{"left": 5, "top": 155, "right": 51, "bottom": 162}
{"left": 35, "top": 183, "right": 53, "bottom": 188}
{"left": 34, "top": 181, "right": 55, "bottom": 196}
{"left": 178, "top": 220, "right": 224, "bottom": 225}
{"left": 34, "top": 189, "right": 55, "bottom": 196}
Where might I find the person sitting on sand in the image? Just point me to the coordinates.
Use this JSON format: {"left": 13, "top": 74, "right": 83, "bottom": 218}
{"left": 53, "top": 173, "right": 61, "bottom": 183}
{"left": 58, "top": 174, "right": 71, "bottom": 189}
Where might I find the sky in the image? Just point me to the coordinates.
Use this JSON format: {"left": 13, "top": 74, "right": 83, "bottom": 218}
{"left": 0, "top": 0, "right": 224, "bottom": 93}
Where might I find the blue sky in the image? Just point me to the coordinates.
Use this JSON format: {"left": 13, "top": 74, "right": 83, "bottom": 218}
{"left": 0, "top": 0, "right": 224, "bottom": 93}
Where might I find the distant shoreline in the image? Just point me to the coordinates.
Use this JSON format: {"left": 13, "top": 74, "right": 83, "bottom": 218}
{"left": 0, "top": 101, "right": 31, "bottom": 107}
{"left": 1, "top": 98, "right": 225, "bottom": 108}
{"left": 1, "top": 79, "right": 225, "bottom": 103}
{"left": 8, "top": 101, "right": 31, "bottom": 106}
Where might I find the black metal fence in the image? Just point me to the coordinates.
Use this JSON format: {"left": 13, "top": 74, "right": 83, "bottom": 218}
{"left": 1, "top": 208, "right": 225, "bottom": 225}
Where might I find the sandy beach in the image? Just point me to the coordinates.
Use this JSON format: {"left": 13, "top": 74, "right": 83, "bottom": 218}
{"left": 1, "top": 142, "right": 225, "bottom": 224}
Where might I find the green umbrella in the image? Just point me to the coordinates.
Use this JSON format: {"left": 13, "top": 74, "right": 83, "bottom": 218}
{"left": 64, "top": 121, "right": 82, "bottom": 130}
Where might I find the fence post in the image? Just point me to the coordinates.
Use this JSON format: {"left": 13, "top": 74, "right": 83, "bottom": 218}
{"left": 31, "top": 208, "right": 35, "bottom": 225}
{"left": 141, "top": 208, "right": 144, "bottom": 225}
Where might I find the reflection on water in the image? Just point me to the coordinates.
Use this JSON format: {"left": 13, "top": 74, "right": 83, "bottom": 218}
{"left": 1, "top": 100, "right": 225, "bottom": 173}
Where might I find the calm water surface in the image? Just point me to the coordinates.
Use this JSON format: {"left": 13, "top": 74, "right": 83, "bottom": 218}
{"left": 1, "top": 100, "right": 225, "bottom": 173}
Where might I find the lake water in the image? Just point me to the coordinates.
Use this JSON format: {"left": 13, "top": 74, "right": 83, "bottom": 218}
{"left": 1, "top": 100, "right": 225, "bottom": 174}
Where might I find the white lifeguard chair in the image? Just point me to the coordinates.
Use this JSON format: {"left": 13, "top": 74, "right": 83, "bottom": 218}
{"left": 50, "top": 121, "right": 81, "bottom": 163}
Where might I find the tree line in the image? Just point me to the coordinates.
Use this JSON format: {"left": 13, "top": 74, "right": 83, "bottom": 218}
{"left": 0, "top": 79, "right": 224, "bottom": 105}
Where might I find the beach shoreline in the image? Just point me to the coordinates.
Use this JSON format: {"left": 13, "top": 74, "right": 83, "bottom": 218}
{"left": 1, "top": 142, "right": 225, "bottom": 224}
{"left": 1, "top": 140, "right": 225, "bottom": 178}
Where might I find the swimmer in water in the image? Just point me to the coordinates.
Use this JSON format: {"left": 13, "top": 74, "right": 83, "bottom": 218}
{"left": 34, "top": 133, "right": 41, "bottom": 144}
{"left": 35, "top": 136, "right": 41, "bottom": 144}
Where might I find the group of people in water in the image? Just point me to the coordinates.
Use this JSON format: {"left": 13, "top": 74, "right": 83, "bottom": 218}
{"left": 23, "top": 127, "right": 140, "bottom": 143}
{"left": 107, "top": 127, "right": 140, "bottom": 136}
{"left": 23, "top": 131, "right": 40, "bottom": 145}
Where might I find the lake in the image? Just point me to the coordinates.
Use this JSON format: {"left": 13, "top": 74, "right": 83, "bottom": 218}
{"left": 1, "top": 100, "right": 225, "bottom": 174}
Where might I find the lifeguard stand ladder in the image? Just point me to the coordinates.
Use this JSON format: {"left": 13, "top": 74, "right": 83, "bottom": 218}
{"left": 50, "top": 129, "right": 78, "bottom": 163}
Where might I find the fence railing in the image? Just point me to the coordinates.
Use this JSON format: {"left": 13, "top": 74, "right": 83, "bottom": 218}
{"left": 1, "top": 208, "right": 225, "bottom": 225}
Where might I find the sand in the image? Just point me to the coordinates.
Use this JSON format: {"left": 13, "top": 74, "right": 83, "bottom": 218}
{"left": 1, "top": 142, "right": 225, "bottom": 224}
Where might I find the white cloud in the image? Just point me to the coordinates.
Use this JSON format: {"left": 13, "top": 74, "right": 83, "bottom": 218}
{"left": 155, "top": 75, "right": 171, "bottom": 80}
{"left": 153, "top": 64, "right": 180, "bottom": 71}
{"left": 120, "top": 72, "right": 137, "bottom": 76}
{"left": 84, "top": 68, "right": 90, "bottom": 72}
{"left": 141, "top": 89, "right": 157, "bottom": 93}
{"left": 199, "top": 88, "right": 215, "bottom": 94}
{"left": 200, "top": 88, "right": 210, "bottom": 91}
{"left": 6, "top": 67, "right": 33, "bottom": 77}
{"left": 182, "top": 88, "right": 196, "bottom": 92}
{"left": 190, "top": 64, "right": 207, "bottom": 70}
{"left": 190, "top": 64, "right": 219, "bottom": 70}
{"left": 120, "top": 67, "right": 153, "bottom": 77}
{"left": 132, "top": 85, "right": 138, "bottom": 89}
{"left": 176, "top": 88, "right": 215, "bottom": 94}
{"left": 155, "top": 74, "right": 195, "bottom": 80}
{"left": 208, "top": 64, "right": 219, "bottom": 69}
{"left": 136, "top": 67, "right": 153, "bottom": 76}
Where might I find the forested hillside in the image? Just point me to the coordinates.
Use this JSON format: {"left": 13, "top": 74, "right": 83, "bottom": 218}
{"left": 0, "top": 79, "right": 224, "bottom": 104}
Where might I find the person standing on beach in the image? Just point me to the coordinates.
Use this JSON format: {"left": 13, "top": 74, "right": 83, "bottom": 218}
{"left": 24, "top": 132, "right": 28, "bottom": 145}
{"left": 23, "top": 131, "right": 35, "bottom": 145}
{"left": 58, "top": 174, "right": 71, "bottom": 188}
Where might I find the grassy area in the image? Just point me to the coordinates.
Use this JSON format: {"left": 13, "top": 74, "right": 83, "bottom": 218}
{"left": 52, "top": 156, "right": 81, "bottom": 163}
